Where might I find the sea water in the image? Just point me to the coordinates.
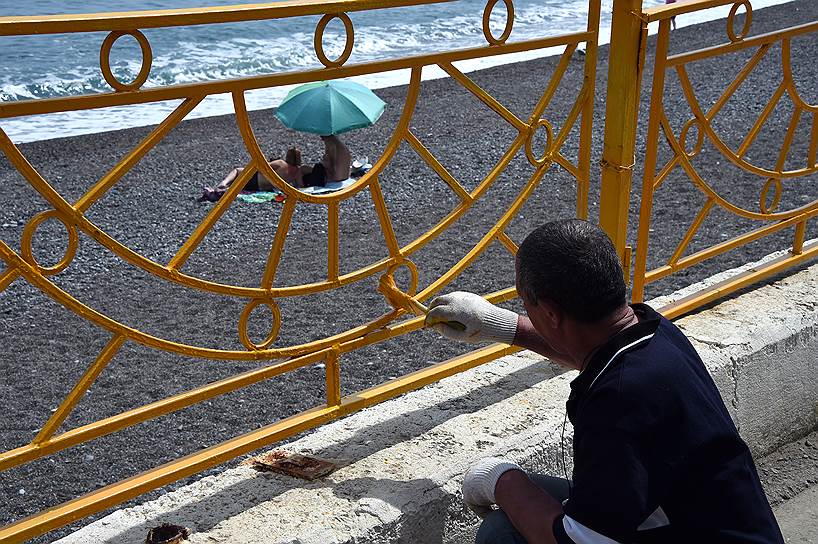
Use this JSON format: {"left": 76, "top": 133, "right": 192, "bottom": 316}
{"left": 0, "top": 0, "right": 793, "bottom": 143}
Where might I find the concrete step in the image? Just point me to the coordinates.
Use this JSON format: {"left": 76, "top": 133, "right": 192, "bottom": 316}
{"left": 775, "top": 484, "right": 818, "bottom": 543}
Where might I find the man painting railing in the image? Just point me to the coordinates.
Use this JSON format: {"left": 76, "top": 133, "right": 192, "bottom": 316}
{"left": 428, "top": 220, "right": 783, "bottom": 543}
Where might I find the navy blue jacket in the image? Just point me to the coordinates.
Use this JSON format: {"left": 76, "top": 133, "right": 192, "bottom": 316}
{"left": 553, "top": 304, "right": 783, "bottom": 544}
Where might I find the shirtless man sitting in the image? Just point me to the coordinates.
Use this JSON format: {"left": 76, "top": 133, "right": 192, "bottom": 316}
{"left": 200, "top": 147, "right": 303, "bottom": 202}
{"left": 298, "top": 135, "right": 351, "bottom": 188}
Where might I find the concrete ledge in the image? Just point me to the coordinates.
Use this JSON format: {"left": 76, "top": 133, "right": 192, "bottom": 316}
{"left": 59, "top": 252, "right": 818, "bottom": 543}
{"left": 650, "top": 246, "right": 818, "bottom": 456}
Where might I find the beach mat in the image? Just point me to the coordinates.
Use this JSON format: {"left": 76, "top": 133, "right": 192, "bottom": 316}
{"left": 236, "top": 192, "right": 281, "bottom": 203}
{"left": 236, "top": 178, "right": 356, "bottom": 202}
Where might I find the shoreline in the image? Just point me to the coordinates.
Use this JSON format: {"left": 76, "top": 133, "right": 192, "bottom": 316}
{"left": 2, "top": 1, "right": 817, "bottom": 542}
{"left": 0, "top": 0, "right": 797, "bottom": 144}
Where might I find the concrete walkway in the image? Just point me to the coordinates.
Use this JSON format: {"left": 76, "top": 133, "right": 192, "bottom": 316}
{"left": 54, "top": 252, "right": 817, "bottom": 543}
{"left": 775, "top": 485, "right": 818, "bottom": 543}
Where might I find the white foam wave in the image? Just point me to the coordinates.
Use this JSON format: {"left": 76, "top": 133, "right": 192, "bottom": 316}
{"left": 0, "top": 0, "right": 797, "bottom": 143}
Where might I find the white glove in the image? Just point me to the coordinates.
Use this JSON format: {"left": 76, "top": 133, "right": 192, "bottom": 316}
{"left": 462, "top": 457, "right": 522, "bottom": 518}
{"left": 426, "top": 292, "right": 518, "bottom": 344}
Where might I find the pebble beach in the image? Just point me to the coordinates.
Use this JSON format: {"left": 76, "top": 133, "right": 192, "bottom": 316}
{"left": 1, "top": 1, "right": 817, "bottom": 541}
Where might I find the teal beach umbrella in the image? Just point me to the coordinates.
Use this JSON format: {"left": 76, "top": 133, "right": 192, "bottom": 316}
{"left": 274, "top": 80, "right": 386, "bottom": 135}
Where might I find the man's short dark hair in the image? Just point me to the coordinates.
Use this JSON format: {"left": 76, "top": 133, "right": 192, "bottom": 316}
{"left": 516, "top": 219, "right": 626, "bottom": 323}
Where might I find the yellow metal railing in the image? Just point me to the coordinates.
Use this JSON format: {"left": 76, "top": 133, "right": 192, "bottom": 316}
{"left": 0, "top": 0, "right": 600, "bottom": 540}
{"left": 620, "top": 0, "right": 818, "bottom": 318}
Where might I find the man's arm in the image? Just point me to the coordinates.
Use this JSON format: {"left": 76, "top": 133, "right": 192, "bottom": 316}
{"left": 495, "top": 470, "right": 563, "bottom": 544}
{"left": 462, "top": 459, "right": 564, "bottom": 544}
{"left": 426, "top": 292, "right": 576, "bottom": 370}
{"left": 513, "top": 315, "right": 575, "bottom": 369}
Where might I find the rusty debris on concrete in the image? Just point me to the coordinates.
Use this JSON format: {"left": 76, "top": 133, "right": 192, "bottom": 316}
{"left": 145, "top": 522, "right": 190, "bottom": 544}
{"left": 246, "top": 450, "right": 338, "bottom": 480}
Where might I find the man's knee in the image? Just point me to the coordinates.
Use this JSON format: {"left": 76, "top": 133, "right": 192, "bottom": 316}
{"left": 475, "top": 510, "right": 527, "bottom": 544}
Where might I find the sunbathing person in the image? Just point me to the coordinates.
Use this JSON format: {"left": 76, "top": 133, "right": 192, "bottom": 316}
{"left": 298, "top": 135, "right": 351, "bottom": 188}
{"left": 200, "top": 147, "right": 303, "bottom": 201}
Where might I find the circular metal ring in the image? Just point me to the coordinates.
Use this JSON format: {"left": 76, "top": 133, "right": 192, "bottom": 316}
{"left": 726, "top": 1, "right": 752, "bottom": 43}
{"left": 759, "top": 178, "right": 782, "bottom": 214}
{"left": 679, "top": 118, "right": 705, "bottom": 159}
{"left": 100, "top": 30, "right": 153, "bottom": 92}
{"left": 482, "top": 0, "right": 515, "bottom": 45}
{"left": 238, "top": 298, "right": 282, "bottom": 351}
{"left": 314, "top": 13, "right": 355, "bottom": 68}
{"left": 20, "top": 210, "right": 79, "bottom": 276}
{"left": 524, "top": 119, "right": 554, "bottom": 167}
{"left": 385, "top": 259, "right": 419, "bottom": 297}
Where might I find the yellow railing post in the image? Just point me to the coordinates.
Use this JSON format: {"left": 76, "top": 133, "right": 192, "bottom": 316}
{"left": 599, "top": 0, "right": 648, "bottom": 264}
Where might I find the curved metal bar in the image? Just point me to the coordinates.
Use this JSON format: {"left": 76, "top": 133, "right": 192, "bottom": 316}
{"left": 0, "top": 82, "right": 423, "bottom": 301}
{"left": 100, "top": 30, "right": 153, "bottom": 92}
{"left": 0, "top": 139, "right": 420, "bottom": 358}
{"left": 0, "top": 128, "right": 266, "bottom": 298}
{"left": 782, "top": 38, "right": 818, "bottom": 113}
{"left": 666, "top": 118, "right": 818, "bottom": 221}
{"left": 0, "top": 0, "right": 458, "bottom": 35}
{"left": 0, "top": 239, "right": 407, "bottom": 360}
{"left": 0, "top": 56, "right": 591, "bottom": 317}
{"left": 675, "top": 66, "right": 818, "bottom": 180}
{"left": 417, "top": 85, "right": 590, "bottom": 302}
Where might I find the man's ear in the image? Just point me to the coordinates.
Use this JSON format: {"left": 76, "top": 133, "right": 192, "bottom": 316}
{"left": 536, "top": 297, "right": 563, "bottom": 329}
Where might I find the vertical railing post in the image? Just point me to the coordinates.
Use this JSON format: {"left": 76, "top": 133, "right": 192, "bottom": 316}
{"left": 577, "top": 0, "right": 602, "bottom": 220}
{"left": 599, "top": 0, "right": 648, "bottom": 264}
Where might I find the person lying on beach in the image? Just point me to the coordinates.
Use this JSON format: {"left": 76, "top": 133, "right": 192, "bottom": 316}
{"left": 200, "top": 147, "right": 303, "bottom": 201}
{"left": 298, "top": 134, "right": 351, "bottom": 188}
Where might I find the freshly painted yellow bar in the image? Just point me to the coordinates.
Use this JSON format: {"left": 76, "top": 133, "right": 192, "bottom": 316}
{"left": 0, "top": 0, "right": 456, "bottom": 35}
{"left": 0, "top": 32, "right": 592, "bottom": 119}
{"left": 645, "top": 0, "right": 749, "bottom": 22}
{"left": 666, "top": 21, "right": 818, "bottom": 67}
{"left": 660, "top": 240, "right": 818, "bottom": 319}
{"left": 598, "top": 0, "right": 647, "bottom": 258}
